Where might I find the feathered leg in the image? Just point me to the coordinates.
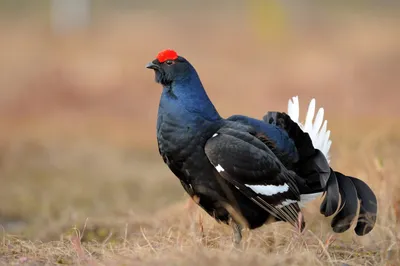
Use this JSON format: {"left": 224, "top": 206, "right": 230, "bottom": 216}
{"left": 231, "top": 220, "right": 242, "bottom": 247}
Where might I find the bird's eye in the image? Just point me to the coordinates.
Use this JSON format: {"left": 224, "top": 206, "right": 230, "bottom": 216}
{"left": 165, "top": 60, "right": 174, "bottom": 65}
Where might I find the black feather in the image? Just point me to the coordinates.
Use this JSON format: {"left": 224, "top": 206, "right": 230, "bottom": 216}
{"left": 346, "top": 175, "right": 378, "bottom": 235}
{"left": 263, "top": 111, "right": 315, "bottom": 159}
{"left": 320, "top": 169, "right": 341, "bottom": 217}
{"left": 330, "top": 172, "right": 358, "bottom": 233}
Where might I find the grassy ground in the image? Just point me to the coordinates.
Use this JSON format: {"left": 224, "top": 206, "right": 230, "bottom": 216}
{"left": 0, "top": 7, "right": 400, "bottom": 266}
{"left": 0, "top": 120, "right": 399, "bottom": 265}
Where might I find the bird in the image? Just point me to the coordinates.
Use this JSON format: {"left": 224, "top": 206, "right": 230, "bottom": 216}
{"left": 146, "top": 49, "right": 377, "bottom": 245}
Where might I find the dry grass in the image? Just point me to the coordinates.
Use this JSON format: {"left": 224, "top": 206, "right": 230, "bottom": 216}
{"left": 1, "top": 121, "right": 400, "bottom": 265}
{"left": 0, "top": 6, "right": 400, "bottom": 266}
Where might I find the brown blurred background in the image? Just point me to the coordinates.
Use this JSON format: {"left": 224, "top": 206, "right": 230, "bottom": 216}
{"left": 0, "top": 0, "right": 399, "bottom": 241}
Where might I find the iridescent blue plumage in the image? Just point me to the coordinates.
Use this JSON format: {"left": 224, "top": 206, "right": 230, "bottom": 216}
{"left": 157, "top": 61, "right": 221, "bottom": 132}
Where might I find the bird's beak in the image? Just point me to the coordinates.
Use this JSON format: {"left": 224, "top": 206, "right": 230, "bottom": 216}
{"left": 146, "top": 62, "right": 159, "bottom": 70}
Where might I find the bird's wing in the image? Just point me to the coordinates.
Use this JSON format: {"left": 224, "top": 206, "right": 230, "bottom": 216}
{"left": 204, "top": 126, "right": 304, "bottom": 229}
{"left": 227, "top": 115, "right": 299, "bottom": 167}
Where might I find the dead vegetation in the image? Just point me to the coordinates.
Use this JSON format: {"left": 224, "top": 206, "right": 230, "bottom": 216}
{"left": 0, "top": 119, "right": 399, "bottom": 265}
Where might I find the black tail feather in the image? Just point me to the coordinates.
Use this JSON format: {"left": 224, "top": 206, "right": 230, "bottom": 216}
{"left": 324, "top": 171, "right": 378, "bottom": 235}
{"left": 320, "top": 169, "right": 340, "bottom": 217}
{"left": 345, "top": 174, "right": 378, "bottom": 235}
{"left": 330, "top": 172, "right": 359, "bottom": 233}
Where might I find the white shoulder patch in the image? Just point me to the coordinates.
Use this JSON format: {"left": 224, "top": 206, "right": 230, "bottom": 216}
{"left": 215, "top": 164, "right": 224, "bottom": 172}
{"left": 245, "top": 183, "right": 289, "bottom": 196}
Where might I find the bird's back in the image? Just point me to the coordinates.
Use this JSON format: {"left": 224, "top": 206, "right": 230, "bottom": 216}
{"left": 228, "top": 115, "right": 299, "bottom": 163}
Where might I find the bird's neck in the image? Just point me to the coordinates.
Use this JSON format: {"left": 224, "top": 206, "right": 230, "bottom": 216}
{"left": 159, "top": 70, "right": 221, "bottom": 124}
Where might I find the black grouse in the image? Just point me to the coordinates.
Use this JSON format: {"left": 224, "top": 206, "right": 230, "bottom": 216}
{"left": 146, "top": 49, "right": 377, "bottom": 244}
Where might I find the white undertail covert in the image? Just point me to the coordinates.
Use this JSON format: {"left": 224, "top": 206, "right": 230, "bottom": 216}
{"left": 287, "top": 96, "right": 332, "bottom": 206}
{"left": 287, "top": 96, "right": 332, "bottom": 163}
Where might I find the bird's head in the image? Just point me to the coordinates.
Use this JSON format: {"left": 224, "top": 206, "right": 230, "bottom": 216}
{"left": 146, "top": 49, "right": 220, "bottom": 120}
{"left": 146, "top": 49, "right": 194, "bottom": 86}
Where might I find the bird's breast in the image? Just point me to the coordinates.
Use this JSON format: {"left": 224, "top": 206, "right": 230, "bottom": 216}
{"left": 158, "top": 117, "right": 196, "bottom": 156}
{"left": 157, "top": 110, "right": 217, "bottom": 155}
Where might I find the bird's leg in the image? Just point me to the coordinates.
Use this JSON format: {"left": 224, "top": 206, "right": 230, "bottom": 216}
{"left": 185, "top": 195, "right": 203, "bottom": 242}
{"left": 231, "top": 220, "right": 242, "bottom": 248}
{"left": 297, "top": 212, "right": 304, "bottom": 234}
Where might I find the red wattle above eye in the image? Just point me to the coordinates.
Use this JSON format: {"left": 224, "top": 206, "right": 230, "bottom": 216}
{"left": 157, "top": 49, "right": 178, "bottom": 63}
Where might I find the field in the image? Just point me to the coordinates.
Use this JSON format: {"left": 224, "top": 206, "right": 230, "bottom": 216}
{"left": 0, "top": 3, "right": 400, "bottom": 265}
